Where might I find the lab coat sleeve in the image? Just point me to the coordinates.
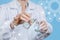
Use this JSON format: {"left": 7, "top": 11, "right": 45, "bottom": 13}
{"left": 0, "top": 20, "right": 12, "bottom": 40}
{"left": 36, "top": 5, "right": 53, "bottom": 39}
{"left": 0, "top": 17, "right": 12, "bottom": 40}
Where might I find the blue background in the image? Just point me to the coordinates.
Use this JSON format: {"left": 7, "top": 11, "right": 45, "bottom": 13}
{"left": 0, "top": 0, "right": 60, "bottom": 40}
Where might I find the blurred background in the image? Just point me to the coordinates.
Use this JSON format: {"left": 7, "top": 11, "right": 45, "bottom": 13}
{"left": 0, "top": 0, "right": 60, "bottom": 40}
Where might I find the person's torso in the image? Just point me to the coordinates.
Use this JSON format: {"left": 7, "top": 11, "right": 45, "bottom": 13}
{"left": 0, "top": 0, "right": 42, "bottom": 40}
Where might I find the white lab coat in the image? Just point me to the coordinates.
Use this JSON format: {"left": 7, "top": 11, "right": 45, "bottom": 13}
{"left": 0, "top": 0, "right": 53, "bottom": 40}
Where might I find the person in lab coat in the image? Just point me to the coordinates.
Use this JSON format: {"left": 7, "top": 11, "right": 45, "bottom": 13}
{"left": 0, "top": 0, "right": 53, "bottom": 40}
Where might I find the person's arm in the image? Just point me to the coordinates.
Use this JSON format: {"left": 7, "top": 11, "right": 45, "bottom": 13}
{"left": 36, "top": 5, "right": 53, "bottom": 39}
{"left": 0, "top": 7, "right": 13, "bottom": 40}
